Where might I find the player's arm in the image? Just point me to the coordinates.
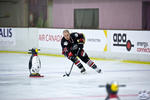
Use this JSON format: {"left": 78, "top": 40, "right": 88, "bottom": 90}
{"left": 61, "top": 40, "right": 75, "bottom": 60}
{"left": 77, "top": 33, "right": 85, "bottom": 49}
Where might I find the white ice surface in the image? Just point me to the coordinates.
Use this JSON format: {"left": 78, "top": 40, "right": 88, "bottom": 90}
{"left": 0, "top": 53, "right": 150, "bottom": 100}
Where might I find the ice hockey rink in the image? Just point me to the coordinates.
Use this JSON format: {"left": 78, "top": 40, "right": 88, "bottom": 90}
{"left": 0, "top": 53, "right": 150, "bottom": 100}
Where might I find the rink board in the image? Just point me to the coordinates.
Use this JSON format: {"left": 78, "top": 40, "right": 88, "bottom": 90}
{"left": 0, "top": 27, "right": 150, "bottom": 62}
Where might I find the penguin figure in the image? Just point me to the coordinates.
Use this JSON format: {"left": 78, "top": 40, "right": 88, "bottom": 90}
{"left": 99, "top": 81, "right": 126, "bottom": 100}
{"left": 28, "top": 48, "right": 43, "bottom": 77}
{"left": 105, "top": 81, "right": 120, "bottom": 100}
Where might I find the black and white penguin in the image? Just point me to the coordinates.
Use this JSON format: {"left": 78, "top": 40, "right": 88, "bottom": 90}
{"left": 28, "top": 48, "right": 43, "bottom": 77}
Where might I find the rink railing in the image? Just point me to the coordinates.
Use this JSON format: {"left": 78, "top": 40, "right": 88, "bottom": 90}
{"left": 0, "top": 27, "right": 150, "bottom": 63}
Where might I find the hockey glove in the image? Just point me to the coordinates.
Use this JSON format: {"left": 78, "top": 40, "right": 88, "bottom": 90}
{"left": 62, "top": 47, "right": 68, "bottom": 57}
{"left": 68, "top": 52, "right": 76, "bottom": 61}
{"left": 77, "top": 38, "right": 85, "bottom": 49}
{"left": 77, "top": 38, "right": 85, "bottom": 43}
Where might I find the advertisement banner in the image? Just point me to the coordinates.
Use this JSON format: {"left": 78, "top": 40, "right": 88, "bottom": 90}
{"left": 38, "top": 29, "right": 63, "bottom": 49}
{"left": 38, "top": 29, "right": 107, "bottom": 52}
{"left": 0, "top": 28, "right": 16, "bottom": 47}
{"left": 110, "top": 30, "right": 150, "bottom": 54}
{"left": 69, "top": 29, "right": 107, "bottom": 52}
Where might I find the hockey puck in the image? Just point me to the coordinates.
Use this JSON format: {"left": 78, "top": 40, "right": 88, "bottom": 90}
{"left": 63, "top": 74, "right": 66, "bottom": 77}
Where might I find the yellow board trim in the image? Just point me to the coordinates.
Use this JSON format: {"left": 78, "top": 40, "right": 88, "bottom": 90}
{"left": 121, "top": 60, "right": 150, "bottom": 65}
{"left": 0, "top": 51, "right": 28, "bottom": 54}
{"left": 104, "top": 44, "right": 108, "bottom": 52}
{"left": 0, "top": 51, "right": 150, "bottom": 65}
{"left": 103, "top": 30, "right": 107, "bottom": 38}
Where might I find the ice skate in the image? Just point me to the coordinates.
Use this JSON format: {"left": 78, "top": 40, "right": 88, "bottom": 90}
{"left": 80, "top": 67, "right": 86, "bottom": 74}
{"left": 92, "top": 64, "right": 101, "bottom": 73}
{"left": 96, "top": 68, "right": 101, "bottom": 73}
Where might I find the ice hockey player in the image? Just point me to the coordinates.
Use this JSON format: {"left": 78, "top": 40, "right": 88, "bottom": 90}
{"left": 61, "top": 30, "right": 101, "bottom": 74}
{"left": 28, "top": 48, "right": 43, "bottom": 77}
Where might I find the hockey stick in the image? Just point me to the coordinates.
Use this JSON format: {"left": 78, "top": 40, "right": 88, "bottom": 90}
{"left": 63, "top": 48, "right": 80, "bottom": 77}
{"left": 63, "top": 62, "right": 74, "bottom": 77}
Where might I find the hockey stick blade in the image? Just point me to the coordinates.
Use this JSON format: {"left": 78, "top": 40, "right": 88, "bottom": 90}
{"left": 63, "top": 72, "right": 70, "bottom": 77}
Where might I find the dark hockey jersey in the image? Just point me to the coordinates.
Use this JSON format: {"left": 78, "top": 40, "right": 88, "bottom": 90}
{"left": 61, "top": 32, "right": 85, "bottom": 56}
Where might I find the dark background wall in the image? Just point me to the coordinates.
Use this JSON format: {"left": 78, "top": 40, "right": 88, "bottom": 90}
{"left": 52, "top": 0, "right": 142, "bottom": 29}
{"left": 0, "top": 0, "right": 150, "bottom": 29}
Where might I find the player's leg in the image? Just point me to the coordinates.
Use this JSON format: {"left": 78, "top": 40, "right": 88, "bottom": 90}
{"left": 69, "top": 54, "right": 86, "bottom": 73}
{"left": 78, "top": 49, "right": 101, "bottom": 73}
{"left": 87, "top": 59, "right": 101, "bottom": 73}
{"left": 74, "top": 58, "right": 86, "bottom": 73}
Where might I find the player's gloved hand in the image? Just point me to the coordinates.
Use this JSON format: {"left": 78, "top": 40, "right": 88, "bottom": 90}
{"left": 77, "top": 38, "right": 84, "bottom": 49}
{"left": 77, "top": 38, "right": 85, "bottom": 43}
{"left": 67, "top": 52, "right": 76, "bottom": 61}
{"left": 71, "top": 44, "right": 78, "bottom": 50}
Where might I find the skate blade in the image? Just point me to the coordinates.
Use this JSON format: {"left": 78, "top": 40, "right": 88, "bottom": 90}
{"left": 81, "top": 71, "right": 87, "bottom": 75}
{"left": 96, "top": 69, "right": 102, "bottom": 73}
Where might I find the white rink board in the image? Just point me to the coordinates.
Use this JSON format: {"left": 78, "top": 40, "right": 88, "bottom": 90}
{"left": 38, "top": 29, "right": 107, "bottom": 52}
{"left": 0, "top": 27, "right": 150, "bottom": 61}
{"left": 0, "top": 28, "right": 16, "bottom": 47}
{"left": 109, "top": 30, "right": 150, "bottom": 55}
{"left": 69, "top": 29, "right": 107, "bottom": 52}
